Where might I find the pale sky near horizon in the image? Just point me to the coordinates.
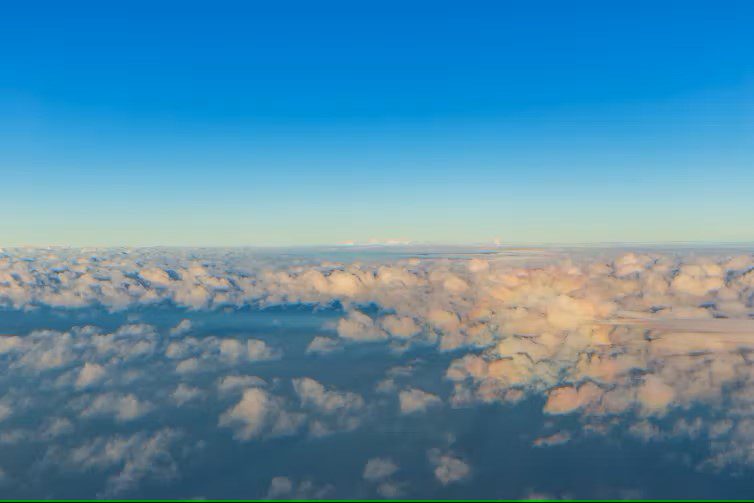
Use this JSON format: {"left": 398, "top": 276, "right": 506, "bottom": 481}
{"left": 2, "top": 0, "right": 753, "bottom": 246}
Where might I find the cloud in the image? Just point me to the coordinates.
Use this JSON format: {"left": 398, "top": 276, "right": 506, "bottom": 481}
{"left": 175, "top": 358, "right": 201, "bottom": 374}
{"left": 266, "top": 476, "right": 334, "bottom": 499}
{"left": 543, "top": 383, "right": 603, "bottom": 415}
{"left": 532, "top": 431, "right": 571, "bottom": 447}
{"left": 169, "top": 319, "right": 192, "bottom": 336}
{"left": 171, "top": 384, "right": 203, "bottom": 406}
{"left": 246, "top": 339, "right": 281, "bottom": 361}
{"left": 81, "top": 393, "right": 152, "bottom": 422}
{"left": 0, "top": 403, "right": 11, "bottom": 423}
{"left": 337, "top": 311, "right": 387, "bottom": 342}
{"left": 40, "top": 417, "right": 74, "bottom": 439}
{"left": 217, "top": 375, "right": 267, "bottom": 394}
{"left": 306, "top": 336, "right": 342, "bottom": 355}
{"left": 218, "top": 388, "right": 304, "bottom": 441}
{"left": 428, "top": 449, "right": 471, "bottom": 485}
{"left": 220, "top": 338, "right": 280, "bottom": 362}
{"left": 48, "top": 428, "right": 182, "bottom": 496}
{"left": 75, "top": 362, "right": 107, "bottom": 389}
{"left": 293, "top": 377, "right": 364, "bottom": 414}
{"left": 380, "top": 315, "right": 420, "bottom": 339}
{"left": 376, "top": 481, "right": 405, "bottom": 498}
{"left": 399, "top": 388, "right": 441, "bottom": 414}
{"left": 363, "top": 457, "right": 398, "bottom": 481}
{"left": 3, "top": 246, "right": 754, "bottom": 495}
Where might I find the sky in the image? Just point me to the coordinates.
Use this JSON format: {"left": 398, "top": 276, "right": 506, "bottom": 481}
{"left": 1, "top": 0, "right": 753, "bottom": 247}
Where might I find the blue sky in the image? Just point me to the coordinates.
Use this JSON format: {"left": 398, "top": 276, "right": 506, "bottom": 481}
{"left": 1, "top": 0, "right": 752, "bottom": 246}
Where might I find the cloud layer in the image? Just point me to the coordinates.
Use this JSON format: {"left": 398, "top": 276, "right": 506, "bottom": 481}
{"left": 1, "top": 246, "right": 754, "bottom": 496}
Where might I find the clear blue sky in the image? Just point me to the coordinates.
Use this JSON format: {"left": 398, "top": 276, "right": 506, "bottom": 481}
{"left": 1, "top": 0, "right": 753, "bottom": 246}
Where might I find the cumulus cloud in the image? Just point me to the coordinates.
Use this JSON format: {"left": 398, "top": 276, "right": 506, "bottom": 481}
{"left": 75, "top": 362, "right": 107, "bottom": 389}
{"left": 81, "top": 393, "right": 152, "bottom": 422}
{"left": 532, "top": 431, "right": 571, "bottom": 447}
{"left": 363, "top": 457, "right": 398, "bottom": 481}
{"left": 306, "top": 336, "right": 342, "bottom": 355}
{"left": 293, "top": 377, "right": 364, "bottom": 414}
{"left": 219, "top": 388, "right": 304, "bottom": 441}
{"left": 246, "top": 339, "right": 280, "bottom": 361}
{"left": 0, "top": 402, "right": 11, "bottom": 423}
{"left": 292, "top": 377, "right": 365, "bottom": 437}
{"left": 217, "top": 375, "right": 267, "bottom": 394}
{"left": 169, "top": 319, "right": 192, "bottom": 336}
{"left": 171, "top": 384, "right": 203, "bottom": 406}
{"left": 266, "top": 476, "right": 333, "bottom": 499}
{"left": 220, "top": 338, "right": 280, "bottom": 362}
{"left": 399, "top": 388, "right": 441, "bottom": 414}
{"left": 428, "top": 449, "right": 471, "bottom": 485}
{"left": 337, "top": 310, "right": 387, "bottom": 342}
{"left": 47, "top": 428, "right": 182, "bottom": 496}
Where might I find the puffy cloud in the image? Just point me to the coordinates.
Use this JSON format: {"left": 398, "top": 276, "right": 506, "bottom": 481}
{"left": 428, "top": 449, "right": 471, "bottom": 485}
{"left": 636, "top": 375, "right": 676, "bottom": 415}
{"left": 47, "top": 429, "right": 182, "bottom": 495}
{"left": 219, "top": 338, "right": 247, "bottom": 361}
{"left": 266, "top": 476, "right": 293, "bottom": 498}
{"left": 363, "top": 457, "right": 398, "bottom": 481}
{"left": 291, "top": 378, "right": 365, "bottom": 437}
{"left": 75, "top": 362, "right": 107, "bottom": 389}
{"left": 171, "top": 384, "right": 203, "bottom": 406}
{"left": 246, "top": 339, "right": 280, "bottom": 361}
{"left": 293, "top": 377, "right": 364, "bottom": 414}
{"left": 219, "top": 338, "right": 279, "bottom": 362}
{"left": 0, "top": 402, "right": 11, "bottom": 423}
{"left": 380, "top": 315, "right": 420, "bottom": 339}
{"left": 306, "top": 336, "right": 342, "bottom": 355}
{"left": 337, "top": 311, "right": 387, "bottom": 342}
{"left": 40, "top": 417, "right": 74, "bottom": 439}
{"left": 376, "top": 481, "right": 405, "bottom": 498}
{"left": 266, "top": 476, "right": 333, "bottom": 499}
{"left": 217, "top": 375, "right": 267, "bottom": 394}
{"left": 81, "top": 393, "right": 152, "bottom": 422}
{"left": 544, "top": 383, "right": 603, "bottom": 415}
{"left": 175, "top": 358, "right": 201, "bottom": 374}
{"left": 532, "top": 431, "right": 571, "bottom": 447}
{"left": 219, "top": 388, "right": 304, "bottom": 441}
{"left": 169, "top": 319, "right": 192, "bottom": 336}
{"left": 399, "top": 388, "right": 441, "bottom": 414}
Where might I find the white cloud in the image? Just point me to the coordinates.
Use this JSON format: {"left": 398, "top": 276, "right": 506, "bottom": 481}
{"left": 363, "top": 457, "right": 398, "bottom": 481}
{"left": 50, "top": 429, "right": 182, "bottom": 495}
{"left": 266, "top": 476, "right": 333, "bottom": 499}
{"left": 246, "top": 339, "right": 280, "bottom": 361}
{"left": 75, "top": 362, "right": 107, "bottom": 389}
{"left": 171, "top": 384, "right": 203, "bottom": 406}
{"left": 0, "top": 403, "right": 11, "bottom": 423}
{"left": 532, "top": 431, "right": 571, "bottom": 447}
{"left": 175, "top": 358, "right": 201, "bottom": 374}
{"left": 428, "top": 449, "right": 471, "bottom": 485}
{"left": 306, "top": 336, "right": 342, "bottom": 355}
{"left": 217, "top": 375, "right": 267, "bottom": 394}
{"left": 81, "top": 393, "right": 152, "bottom": 422}
{"left": 293, "top": 377, "right": 364, "bottom": 415}
{"left": 337, "top": 311, "right": 387, "bottom": 342}
{"left": 169, "top": 319, "right": 192, "bottom": 336}
{"left": 399, "top": 388, "right": 441, "bottom": 414}
{"left": 219, "top": 388, "right": 304, "bottom": 441}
